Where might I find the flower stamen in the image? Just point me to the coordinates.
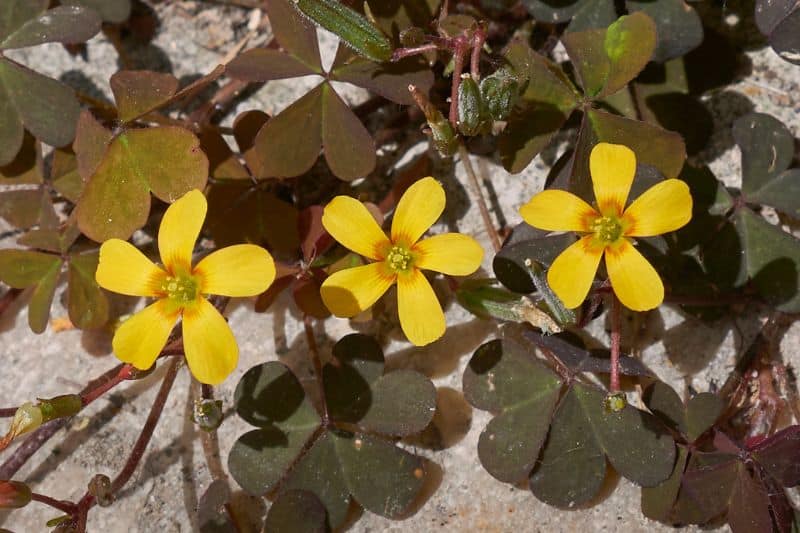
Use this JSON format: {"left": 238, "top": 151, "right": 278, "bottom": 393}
{"left": 161, "top": 274, "right": 199, "bottom": 304}
{"left": 589, "top": 215, "right": 623, "bottom": 244}
{"left": 385, "top": 245, "right": 414, "bottom": 273}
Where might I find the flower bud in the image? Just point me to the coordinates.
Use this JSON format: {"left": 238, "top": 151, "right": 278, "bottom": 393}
{"left": 480, "top": 68, "right": 519, "bottom": 122}
{"left": 457, "top": 75, "right": 487, "bottom": 137}
{"left": 0, "top": 480, "right": 32, "bottom": 509}
{"left": 192, "top": 399, "right": 224, "bottom": 432}
{"left": 88, "top": 474, "right": 113, "bottom": 507}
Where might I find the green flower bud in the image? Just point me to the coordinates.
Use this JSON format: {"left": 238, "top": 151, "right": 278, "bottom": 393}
{"left": 457, "top": 75, "right": 487, "bottom": 137}
{"left": 480, "top": 69, "right": 519, "bottom": 122}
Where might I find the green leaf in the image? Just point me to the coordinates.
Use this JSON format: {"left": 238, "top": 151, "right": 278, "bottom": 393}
{"left": 76, "top": 126, "right": 209, "bottom": 242}
{"left": 0, "top": 57, "right": 80, "bottom": 151}
{"left": 626, "top": 0, "right": 703, "bottom": 62}
{"left": 0, "top": 1, "right": 48, "bottom": 42}
{"left": 734, "top": 207, "right": 800, "bottom": 312}
{"left": 601, "top": 13, "right": 656, "bottom": 98}
{"left": 110, "top": 70, "right": 179, "bottom": 123}
{"left": 561, "top": 28, "right": 609, "bottom": 98}
{"left": 63, "top": 0, "right": 131, "bottom": 24}
{"left": 0, "top": 188, "right": 46, "bottom": 229}
{"left": 265, "top": 0, "right": 323, "bottom": 72}
{"left": 643, "top": 381, "right": 687, "bottom": 436}
{"left": 769, "top": 10, "right": 800, "bottom": 65}
{"left": 228, "top": 362, "right": 322, "bottom": 495}
{"left": 0, "top": 249, "right": 63, "bottom": 333}
{"left": 67, "top": 252, "right": 109, "bottom": 329}
{"left": 566, "top": 0, "right": 616, "bottom": 32}
{"left": 73, "top": 110, "right": 113, "bottom": 182}
{"left": 295, "top": 0, "right": 392, "bottom": 62}
{"left": 253, "top": 84, "right": 323, "bottom": 178}
{"left": 641, "top": 445, "right": 688, "bottom": 522}
{"left": 0, "top": 5, "right": 100, "bottom": 50}
{"left": 463, "top": 339, "right": 562, "bottom": 482}
{"left": 733, "top": 112, "right": 795, "bottom": 197}
{"left": 279, "top": 432, "right": 352, "bottom": 528}
{"left": 320, "top": 82, "right": 375, "bottom": 181}
{"left": 355, "top": 370, "right": 436, "bottom": 436}
{"left": 330, "top": 45, "right": 434, "bottom": 106}
{"left": 332, "top": 431, "right": 426, "bottom": 518}
{"left": 530, "top": 384, "right": 607, "bottom": 507}
{"left": 685, "top": 393, "right": 723, "bottom": 442}
{"left": 0, "top": 79, "right": 24, "bottom": 165}
{"left": 265, "top": 491, "right": 327, "bottom": 533}
{"left": 50, "top": 148, "right": 84, "bottom": 202}
{"left": 226, "top": 48, "right": 320, "bottom": 82}
{"left": 587, "top": 108, "right": 686, "bottom": 178}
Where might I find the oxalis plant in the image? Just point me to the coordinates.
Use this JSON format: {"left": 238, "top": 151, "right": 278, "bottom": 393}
{"left": 0, "top": 0, "right": 799, "bottom": 531}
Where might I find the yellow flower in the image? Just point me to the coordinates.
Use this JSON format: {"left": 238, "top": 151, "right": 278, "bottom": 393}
{"left": 320, "top": 177, "right": 484, "bottom": 346}
{"left": 95, "top": 190, "right": 276, "bottom": 384}
{"left": 519, "top": 143, "right": 692, "bottom": 311}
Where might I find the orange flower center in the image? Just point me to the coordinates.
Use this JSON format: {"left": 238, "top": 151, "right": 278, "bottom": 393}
{"left": 589, "top": 215, "right": 624, "bottom": 245}
{"left": 161, "top": 272, "right": 199, "bottom": 304}
{"left": 385, "top": 245, "right": 414, "bottom": 273}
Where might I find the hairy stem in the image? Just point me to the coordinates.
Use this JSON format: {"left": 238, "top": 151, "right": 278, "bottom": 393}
{"left": 304, "top": 315, "right": 329, "bottom": 423}
{"left": 458, "top": 142, "right": 502, "bottom": 252}
{"left": 30, "top": 492, "right": 77, "bottom": 514}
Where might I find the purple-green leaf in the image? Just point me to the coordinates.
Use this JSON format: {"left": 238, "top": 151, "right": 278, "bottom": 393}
{"left": 265, "top": 0, "right": 323, "bottom": 72}
{"left": 226, "top": 48, "right": 320, "bottom": 82}
{"left": 321, "top": 82, "right": 375, "bottom": 181}
{"left": 0, "top": 5, "right": 101, "bottom": 50}
{"left": 76, "top": 127, "right": 209, "bottom": 242}
{"left": 63, "top": 0, "right": 132, "bottom": 24}
{"left": 110, "top": 70, "right": 179, "bottom": 123}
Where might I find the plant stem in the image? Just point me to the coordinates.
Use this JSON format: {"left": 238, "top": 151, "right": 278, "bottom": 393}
{"left": 30, "top": 492, "right": 77, "bottom": 514}
{"left": 609, "top": 293, "right": 622, "bottom": 394}
{"left": 80, "top": 365, "right": 134, "bottom": 406}
{"left": 470, "top": 25, "right": 486, "bottom": 80}
{"left": 199, "top": 384, "right": 227, "bottom": 482}
{"left": 303, "top": 315, "right": 329, "bottom": 423}
{"left": 74, "top": 358, "right": 181, "bottom": 532}
{"left": 458, "top": 142, "right": 502, "bottom": 252}
{"left": 448, "top": 37, "right": 468, "bottom": 127}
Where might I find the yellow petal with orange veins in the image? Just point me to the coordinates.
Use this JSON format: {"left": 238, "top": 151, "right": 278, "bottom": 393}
{"left": 112, "top": 300, "right": 178, "bottom": 370}
{"left": 182, "top": 297, "right": 238, "bottom": 385}
{"left": 546, "top": 235, "right": 603, "bottom": 309}
{"left": 605, "top": 239, "right": 664, "bottom": 311}
{"left": 158, "top": 189, "right": 207, "bottom": 273}
{"left": 413, "top": 233, "right": 484, "bottom": 275}
{"left": 320, "top": 262, "right": 395, "bottom": 317}
{"left": 397, "top": 269, "right": 445, "bottom": 346}
{"left": 623, "top": 179, "right": 693, "bottom": 237}
{"left": 519, "top": 190, "right": 597, "bottom": 232}
{"left": 590, "top": 143, "right": 636, "bottom": 215}
{"left": 96, "top": 239, "right": 167, "bottom": 296}
{"left": 195, "top": 245, "right": 276, "bottom": 297}
{"left": 391, "top": 177, "right": 445, "bottom": 246}
{"left": 322, "top": 196, "right": 390, "bottom": 260}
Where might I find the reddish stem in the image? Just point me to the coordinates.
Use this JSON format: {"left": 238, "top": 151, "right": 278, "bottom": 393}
{"left": 74, "top": 358, "right": 181, "bottom": 532}
{"left": 449, "top": 37, "right": 469, "bottom": 127}
{"left": 303, "top": 315, "right": 329, "bottom": 423}
{"left": 80, "top": 365, "right": 135, "bottom": 407}
{"left": 30, "top": 492, "right": 77, "bottom": 514}
{"left": 470, "top": 26, "right": 486, "bottom": 80}
{"left": 609, "top": 294, "right": 622, "bottom": 394}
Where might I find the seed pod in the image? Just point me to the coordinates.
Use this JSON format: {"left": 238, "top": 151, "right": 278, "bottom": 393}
{"left": 193, "top": 398, "right": 224, "bottom": 432}
{"left": 409, "top": 84, "right": 458, "bottom": 157}
{"left": 0, "top": 480, "right": 32, "bottom": 509}
{"left": 480, "top": 68, "right": 519, "bottom": 122}
{"left": 457, "top": 74, "right": 487, "bottom": 137}
{"left": 294, "top": 0, "right": 392, "bottom": 62}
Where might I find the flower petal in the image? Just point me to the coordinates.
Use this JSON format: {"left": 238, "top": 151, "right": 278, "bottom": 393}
{"left": 112, "top": 300, "right": 178, "bottom": 370}
{"left": 547, "top": 235, "right": 603, "bottom": 309}
{"left": 397, "top": 269, "right": 445, "bottom": 346}
{"left": 391, "top": 177, "right": 445, "bottom": 246}
{"left": 320, "top": 262, "right": 395, "bottom": 317}
{"left": 623, "top": 179, "right": 693, "bottom": 237}
{"left": 194, "top": 245, "right": 276, "bottom": 297}
{"left": 519, "top": 190, "right": 596, "bottom": 232}
{"left": 413, "top": 233, "right": 484, "bottom": 275}
{"left": 322, "top": 196, "right": 390, "bottom": 260}
{"left": 590, "top": 143, "right": 636, "bottom": 214}
{"left": 605, "top": 239, "right": 664, "bottom": 311}
{"left": 96, "top": 239, "right": 166, "bottom": 297}
{"left": 182, "top": 297, "right": 238, "bottom": 385}
{"left": 159, "top": 189, "right": 207, "bottom": 272}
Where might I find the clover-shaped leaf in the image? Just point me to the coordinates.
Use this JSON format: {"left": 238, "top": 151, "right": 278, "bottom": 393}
{"left": 702, "top": 113, "right": 800, "bottom": 312}
{"left": 463, "top": 339, "right": 562, "bottom": 483}
{"left": 465, "top": 337, "right": 675, "bottom": 508}
{"left": 674, "top": 427, "right": 800, "bottom": 531}
{"left": 110, "top": 71, "right": 180, "bottom": 124}
{"left": 0, "top": 1, "right": 102, "bottom": 165}
{"left": 226, "top": 0, "right": 431, "bottom": 181}
{"left": 755, "top": 0, "right": 800, "bottom": 65}
{"left": 264, "top": 490, "right": 327, "bottom": 533}
{"left": 75, "top": 125, "right": 208, "bottom": 242}
{"left": 523, "top": 0, "right": 701, "bottom": 62}
{"left": 0, "top": 245, "right": 108, "bottom": 333}
{"left": 493, "top": 223, "right": 576, "bottom": 294}
{"left": 229, "top": 334, "right": 436, "bottom": 529}
{"left": 498, "top": 26, "right": 685, "bottom": 181}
